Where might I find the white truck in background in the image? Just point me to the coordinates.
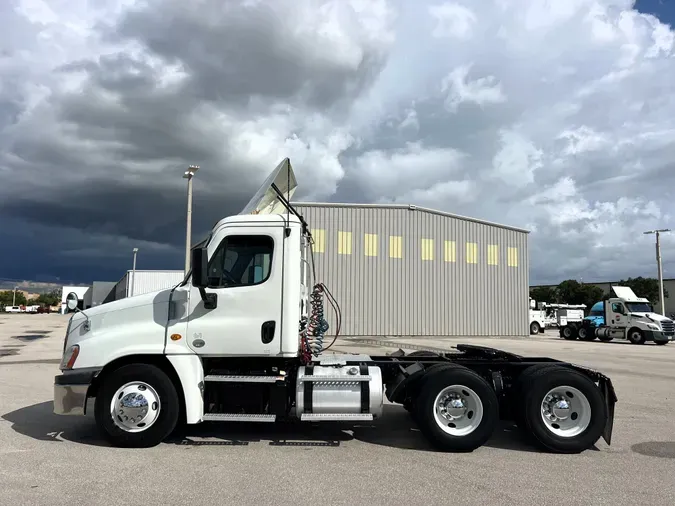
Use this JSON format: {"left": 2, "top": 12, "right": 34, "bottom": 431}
{"left": 529, "top": 299, "right": 585, "bottom": 336}
{"left": 54, "top": 158, "right": 617, "bottom": 454}
{"left": 574, "top": 286, "right": 674, "bottom": 345}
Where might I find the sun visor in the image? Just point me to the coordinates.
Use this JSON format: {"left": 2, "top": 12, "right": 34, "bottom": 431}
{"left": 239, "top": 158, "right": 298, "bottom": 215}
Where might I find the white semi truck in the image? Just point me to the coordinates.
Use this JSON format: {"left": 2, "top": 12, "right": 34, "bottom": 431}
{"left": 54, "top": 159, "right": 617, "bottom": 454}
{"left": 574, "top": 286, "right": 674, "bottom": 345}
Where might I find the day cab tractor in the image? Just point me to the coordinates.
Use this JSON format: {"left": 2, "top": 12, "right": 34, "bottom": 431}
{"left": 571, "top": 286, "right": 673, "bottom": 345}
{"left": 54, "top": 158, "right": 617, "bottom": 454}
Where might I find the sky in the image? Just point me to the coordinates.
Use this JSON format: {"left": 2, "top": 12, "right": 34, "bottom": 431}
{"left": 1, "top": 0, "right": 674, "bottom": 287}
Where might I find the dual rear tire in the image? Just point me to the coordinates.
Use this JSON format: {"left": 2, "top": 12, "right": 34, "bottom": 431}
{"left": 411, "top": 364, "right": 607, "bottom": 454}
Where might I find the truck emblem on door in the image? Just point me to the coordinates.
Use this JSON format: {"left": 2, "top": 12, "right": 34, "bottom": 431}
{"left": 192, "top": 333, "right": 205, "bottom": 348}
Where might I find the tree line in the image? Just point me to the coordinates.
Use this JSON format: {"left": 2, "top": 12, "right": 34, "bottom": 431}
{"left": 530, "top": 277, "right": 669, "bottom": 312}
{"left": 0, "top": 288, "right": 62, "bottom": 309}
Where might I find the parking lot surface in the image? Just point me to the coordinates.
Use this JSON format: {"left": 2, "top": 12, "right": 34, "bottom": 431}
{"left": 1, "top": 313, "right": 675, "bottom": 506}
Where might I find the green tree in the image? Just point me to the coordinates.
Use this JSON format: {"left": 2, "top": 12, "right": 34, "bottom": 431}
{"left": 556, "top": 280, "right": 606, "bottom": 310}
{"left": 613, "top": 277, "right": 668, "bottom": 303}
{"left": 530, "top": 286, "right": 558, "bottom": 304}
{"left": 0, "top": 290, "right": 28, "bottom": 307}
{"left": 36, "top": 288, "right": 62, "bottom": 307}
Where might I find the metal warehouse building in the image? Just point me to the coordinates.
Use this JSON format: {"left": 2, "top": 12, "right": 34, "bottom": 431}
{"left": 113, "top": 270, "right": 184, "bottom": 300}
{"left": 293, "top": 203, "right": 530, "bottom": 337}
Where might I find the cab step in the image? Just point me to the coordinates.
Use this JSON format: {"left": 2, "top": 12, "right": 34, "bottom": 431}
{"left": 300, "top": 413, "right": 374, "bottom": 422}
{"left": 204, "top": 375, "right": 284, "bottom": 383}
{"left": 202, "top": 413, "right": 277, "bottom": 422}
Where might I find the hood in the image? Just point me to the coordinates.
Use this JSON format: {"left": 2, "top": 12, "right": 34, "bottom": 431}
{"left": 81, "top": 289, "right": 176, "bottom": 318}
{"left": 630, "top": 312, "right": 671, "bottom": 322}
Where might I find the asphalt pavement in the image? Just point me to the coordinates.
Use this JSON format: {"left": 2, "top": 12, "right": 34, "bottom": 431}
{"left": 1, "top": 313, "right": 675, "bottom": 506}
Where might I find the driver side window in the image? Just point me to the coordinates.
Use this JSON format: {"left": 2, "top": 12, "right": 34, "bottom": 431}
{"left": 611, "top": 302, "right": 624, "bottom": 314}
{"left": 207, "top": 235, "right": 274, "bottom": 288}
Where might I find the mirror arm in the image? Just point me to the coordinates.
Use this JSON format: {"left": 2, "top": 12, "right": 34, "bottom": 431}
{"left": 198, "top": 287, "right": 218, "bottom": 310}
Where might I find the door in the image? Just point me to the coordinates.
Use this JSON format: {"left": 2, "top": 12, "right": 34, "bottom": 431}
{"left": 607, "top": 299, "right": 627, "bottom": 327}
{"left": 186, "top": 225, "right": 284, "bottom": 356}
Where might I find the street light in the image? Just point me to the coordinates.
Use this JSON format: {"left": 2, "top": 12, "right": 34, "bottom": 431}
{"left": 130, "top": 248, "right": 138, "bottom": 297}
{"left": 183, "top": 164, "right": 200, "bottom": 276}
{"left": 643, "top": 229, "right": 671, "bottom": 314}
{"left": 12, "top": 286, "right": 18, "bottom": 306}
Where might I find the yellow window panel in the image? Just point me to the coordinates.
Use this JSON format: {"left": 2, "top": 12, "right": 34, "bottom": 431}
{"left": 312, "top": 229, "right": 325, "bottom": 253}
{"left": 389, "top": 235, "right": 402, "bottom": 259}
{"left": 337, "top": 231, "right": 352, "bottom": 255}
{"left": 364, "top": 233, "right": 378, "bottom": 257}
{"left": 487, "top": 244, "right": 499, "bottom": 266}
{"left": 421, "top": 238, "right": 434, "bottom": 261}
{"left": 508, "top": 247, "right": 519, "bottom": 267}
{"left": 466, "top": 242, "right": 478, "bottom": 264}
{"left": 444, "top": 240, "right": 456, "bottom": 262}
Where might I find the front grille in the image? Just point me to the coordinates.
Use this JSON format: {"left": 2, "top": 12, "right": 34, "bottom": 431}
{"left": 662, "top": 319, "right": 675, "bottom": 336}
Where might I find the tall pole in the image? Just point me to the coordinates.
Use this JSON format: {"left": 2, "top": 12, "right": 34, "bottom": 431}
{"left": 12, "top": 287, "right": 17, "bottom": 306}
{"left": 183, "top": 165, "right": 200, "bottom": 276}
{"left": 130, "top": 248, "right": 138, "bottom": 297}
{"left": 644, "top": 229, "right": 671, "bottom": 314}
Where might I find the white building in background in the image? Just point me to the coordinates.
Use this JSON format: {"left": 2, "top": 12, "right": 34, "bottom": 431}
{"left": 60, "top": 285, "right": 92, "bottom": 313}
{"left": 113, "top": 270, "right": 184, "bottom": 300}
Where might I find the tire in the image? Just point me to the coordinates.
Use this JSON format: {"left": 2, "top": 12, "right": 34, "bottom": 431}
{"left": 627, "top": 328, "right": 646, "bottom": 345}
{"left": 94, "top": 363, "right": 180, "bottom": 448}
{"left": 516, "top": 366, "right": 607, "bottom": 454}
{"left": 413, "top": 366, "right": 499, "bottom": 452}
{"left": 530, "top": 322, "right": 541, "bottom": 335}
{"left": 577, "top": 326, "right": 596, "bottom": 341}
{"left": 561, "top": 326, "right": 577, "bottom": 340}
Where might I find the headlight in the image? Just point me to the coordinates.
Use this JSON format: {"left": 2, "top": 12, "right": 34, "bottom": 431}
{"left": 60, "top": 345, "right": 80, "bottom": 371}
{"left": 646, "top": 323, "right": 659, "bottom": 331}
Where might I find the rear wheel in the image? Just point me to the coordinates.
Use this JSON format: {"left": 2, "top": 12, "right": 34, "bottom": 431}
{"left": 577, "top": 326, "right": 595, "bottom": 341}
{"left": 94, "top": 363, "right": 180, "bottom": 448}
{"left": 627, "top": 328, "right": 646, "bottom": 345}
{"left": 414, "top": 366, "right": 499, "bottom": 452}
{"left": 530, "top": 322, "right": 541, "bottom": 335}
{"left": 515, "top": 366, "right": 607, "bottom": 453}
{"left": 561, "top": 326, "right": 577, "bottom": 340}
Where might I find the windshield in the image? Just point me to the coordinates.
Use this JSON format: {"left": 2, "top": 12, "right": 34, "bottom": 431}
{"left": 626, "top": 302, "right": 652, "bottom": 313}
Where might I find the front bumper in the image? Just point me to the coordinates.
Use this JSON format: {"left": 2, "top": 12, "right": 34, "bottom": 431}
{"left": 53, "top": 369, "right": 100, "bottom": 416}
{"left": 645, "top": 330, "right": 673, "bottom": 343}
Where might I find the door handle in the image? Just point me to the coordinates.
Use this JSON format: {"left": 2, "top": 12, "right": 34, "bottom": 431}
{"left": 261, "top": 321, "right": 276, "bottom": 344}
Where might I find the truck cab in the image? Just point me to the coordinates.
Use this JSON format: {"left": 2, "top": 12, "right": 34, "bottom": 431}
{"left": 582, "top": 286, "right": 673, "bottom": 345}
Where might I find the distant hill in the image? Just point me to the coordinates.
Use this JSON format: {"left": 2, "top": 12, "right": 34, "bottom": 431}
{"left": 0, "top": 280, "right": 76, "bottom": 294}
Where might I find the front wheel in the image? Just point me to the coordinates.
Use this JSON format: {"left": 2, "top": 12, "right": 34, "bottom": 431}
{"left": 530, "top": 322, "right": 541, "bottom": 335}
{"left": 517, "top": 366, "right": 607, "bottom": 454}
{"left": 94, "top": 363, "right": 180, "bottom": 448}
{"left": 414, "top": 366, "right": 499, "bottom": 452}
{"left": 627, "top": 328, "right": 646, "bottom": 345}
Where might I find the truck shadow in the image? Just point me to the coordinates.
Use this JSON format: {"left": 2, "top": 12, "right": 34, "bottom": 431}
{"left": 3, "top": 402, "right": 550, "bottom": 453}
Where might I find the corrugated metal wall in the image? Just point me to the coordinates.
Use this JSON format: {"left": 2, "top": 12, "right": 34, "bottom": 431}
{"left": 112, "top": 271, "right": 184, "bottom": 300}
{"left": 294, "top": 204, "right": 529, "bottom": 337}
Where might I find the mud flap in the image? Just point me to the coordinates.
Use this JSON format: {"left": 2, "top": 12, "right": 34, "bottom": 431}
{"left": 599, "top": 376, "right": 617, "bottom": 445}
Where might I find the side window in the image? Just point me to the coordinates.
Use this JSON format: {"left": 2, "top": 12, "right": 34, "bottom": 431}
{"left": 207, "top": 235, "right": 274, "bottom": 288}
{"left": 611, "top": 302, "right": 624, "bottom": 314}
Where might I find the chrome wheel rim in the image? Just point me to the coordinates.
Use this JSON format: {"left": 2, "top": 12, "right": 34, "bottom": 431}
{"left": 110, "top": 381, "right": 161, "bottom": 433}
{"left": 433, "top": 385, "right": 484, "bottom": 436}
{"left": 540, "top": 386, "right": 591, "bottom": 437}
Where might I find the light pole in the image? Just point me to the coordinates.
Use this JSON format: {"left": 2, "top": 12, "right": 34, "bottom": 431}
{"left": 644, "top": 229, "right": 671, "bottom": 314}
{"left": 130, "top": 248, "right": 138, "bottom": 297}
{"left": 183, "top": 164, "right": 200, "bottom": 276}
{"left": 12, "top": 286, "right": 18, "bottom": 306}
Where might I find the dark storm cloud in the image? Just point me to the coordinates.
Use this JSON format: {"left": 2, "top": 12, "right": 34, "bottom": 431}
{"left": 107, "top": 0, "right": 388, "bottom": 111}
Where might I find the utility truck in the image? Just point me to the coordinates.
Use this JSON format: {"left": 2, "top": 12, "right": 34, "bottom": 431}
{"left": 54, "top": 159, "right": 617, "bottom": 454}
{"left": 576, "top": 286, "right": 674, "bottom": 345}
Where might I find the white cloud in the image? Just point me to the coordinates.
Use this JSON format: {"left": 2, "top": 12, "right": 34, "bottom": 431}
{"left": 429, "top": 2, "right": 477, "bottom": 39}
{"left": 1, "top": 0, "right": 675, "bottom": 285}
